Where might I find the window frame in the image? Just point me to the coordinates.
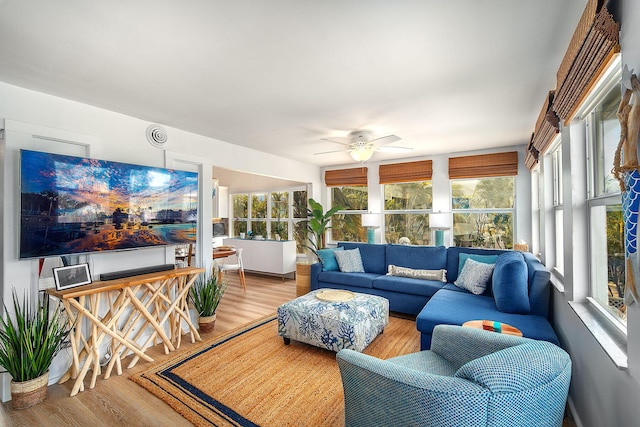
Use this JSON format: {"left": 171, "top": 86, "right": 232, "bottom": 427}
{"left": 579, "top": 56, "right": 627, "bottom": 331}
{"left": 231, "top": 187, "right": 308, "bottom": 252}
{"left": 450, "top": 176, "right": 516, "bottom": 250}
{"left": 382, "top": 180, "right": 434, "bottom": 245}
{"left": 327, "top": 185, "right": 369, "bottom": 244}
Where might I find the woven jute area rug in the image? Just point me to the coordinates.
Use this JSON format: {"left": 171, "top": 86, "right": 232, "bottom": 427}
{"left": 130, "top": 314, "right": 420, "bottom": 427}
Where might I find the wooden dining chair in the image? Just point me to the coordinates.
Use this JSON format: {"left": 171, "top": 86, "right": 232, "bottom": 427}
{"left": 186, "top": 243, "right": 194, "bottom": 266}
{"left": 218, "top": 247, "right": 246, "bottom": 290}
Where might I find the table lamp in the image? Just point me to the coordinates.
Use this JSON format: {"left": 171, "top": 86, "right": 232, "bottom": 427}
{"left": 430, "top": 212, "right": 451, "bottom": 247}
{"left": 361, "top": 213, "right": 380, "bottom": 244}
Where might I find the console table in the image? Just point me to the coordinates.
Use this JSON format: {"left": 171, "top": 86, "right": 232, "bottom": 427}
{"left": 47, "top": 266, "right": 204, "bottom": 396}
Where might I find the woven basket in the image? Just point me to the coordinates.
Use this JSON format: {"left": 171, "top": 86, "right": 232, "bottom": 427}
{"left": 199, "top": 314, "right": 217, "bottom": 333}
{"left": 11, "top": 371, "right": 49, "bottom": 410}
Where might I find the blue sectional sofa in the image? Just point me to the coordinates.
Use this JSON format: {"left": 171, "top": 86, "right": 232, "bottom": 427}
{"left": 310, "top": 242, "right": 559, "bottom": 350}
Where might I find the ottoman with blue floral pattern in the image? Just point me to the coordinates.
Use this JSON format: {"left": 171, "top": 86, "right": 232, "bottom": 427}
{"left": 277, "top": 289, "right": 389, "bottom": 352}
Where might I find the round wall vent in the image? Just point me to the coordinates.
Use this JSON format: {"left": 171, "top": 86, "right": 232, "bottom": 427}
{"left": 146, "top": 124, "right": 168, "bottom": 148}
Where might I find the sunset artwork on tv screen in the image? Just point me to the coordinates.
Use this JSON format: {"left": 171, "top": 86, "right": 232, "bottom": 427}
{"left": 20, "top": 149, "right": 199, "bottom": 259}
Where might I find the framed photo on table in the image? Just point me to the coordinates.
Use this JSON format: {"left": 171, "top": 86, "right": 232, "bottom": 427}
{"left": 53, "top": 263, "right": 92, "bottom": 291}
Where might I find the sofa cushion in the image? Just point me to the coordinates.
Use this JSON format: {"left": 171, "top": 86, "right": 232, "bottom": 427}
{"left": 416, "top": 289, "right": 559, "bottom": 346}
{"left": 317, "top": 247, "right": 344, "bottom": 271}
{"left": 386, "top": 244, "right": 447, "bottom": 271}
{"left": 458, "top": 253, "right": 499, "bottom": 276}
{"left": 492, "top": 252, "right": 530, "bottom": 314}
{"left": 339, "top": 242, "right": 387, "bottom": 274}
{"left": 335, "top": 248, "right": 365, "bottom": 273}
{"left": 454, "top": 258, "right": 495, "bottom": 295}
{"left": 373, "top": 275, "right": 445, "bottom": 297}
{"left": 446, "top": 247, "right": 507, "bottom": 283}
{"left": 387, "top": 265, "right": 447, "bottom": 282}
{"left": 317, "top": 271, "right": 376, "bottom": 289}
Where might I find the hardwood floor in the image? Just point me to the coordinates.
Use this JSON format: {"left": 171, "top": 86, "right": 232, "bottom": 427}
{"left": 1, "top": 272, "right": 297, "bottom": 427}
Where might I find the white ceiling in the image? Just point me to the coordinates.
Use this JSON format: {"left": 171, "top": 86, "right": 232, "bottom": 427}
{"left": 0, "top": 0, "right": 586, "bottom": 167}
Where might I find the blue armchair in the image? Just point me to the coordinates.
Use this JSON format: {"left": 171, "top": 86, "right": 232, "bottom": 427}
{"left": 336, "top": 325, "right": 571, "bottom": 427}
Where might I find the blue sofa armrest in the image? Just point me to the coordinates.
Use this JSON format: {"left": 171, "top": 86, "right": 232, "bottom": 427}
{"left": 337, "top": 349, "right": 489, "bottom": 427}
{"left": 310, "top": 262, "right": 322, "bottom": 290}
{"left": 523, "top": 252, "right": 551, "bottom": 317}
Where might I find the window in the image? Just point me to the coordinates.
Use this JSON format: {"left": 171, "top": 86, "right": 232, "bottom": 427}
{"left": 451, "top": 177, "right": 515, "bottom": 249}
{"left": 552, "top": 143, "right": 564, "bottom": 273}
{"left": 380, "top": 160, "right": 434, "bottom": 245}
{"left": 232, "top": 189, "right": 308, "bottom": 253}
{"left": 325, "top": 167, "right": 369, "bottom": 243}
{"left": 292, "top": 189, "right": 308, "bottom": 253}
{"left": 250, "top": 193, "right": 267, "bottom": 237}
{"left": 585, "top": 73, "right": 626, "bottom": 326}
{"left": 270, "top": 192, "right": 289, "bottom": 240}
{"left": 383, "top": 181, "right": 433, "bottom": 244}
{"left": 330, "top": 186, "right": 368, "bottom": 242}
{"left": 231, "top": 194, "right": 248, "bottom": 236}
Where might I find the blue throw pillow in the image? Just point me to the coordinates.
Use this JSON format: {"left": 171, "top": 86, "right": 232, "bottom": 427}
{"left": 492, "top": 251, "right": 530, "bottom": 314}
{"left": 458, "top": 253, "right": 499, "bottom": 275}
{"left": 317, "top": 247, "right": 344, "bottom": 272}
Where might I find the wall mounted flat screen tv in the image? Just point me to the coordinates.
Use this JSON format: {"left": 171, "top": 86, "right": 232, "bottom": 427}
{"left": 20, "top": 149, "right": 199, "bottom": 259}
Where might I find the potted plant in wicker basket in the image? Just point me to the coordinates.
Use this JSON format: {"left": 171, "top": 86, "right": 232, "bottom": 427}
{"left": 295, "top": 198, "right": 343, "bottom": 296}
{"left": 189, "top": 267, "right": 229, "bottom": 333}
{"left": 0, "top": 290, "right": 71, "bottom": 409}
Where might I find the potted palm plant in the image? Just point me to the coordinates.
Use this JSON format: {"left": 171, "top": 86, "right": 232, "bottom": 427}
{"left": 295, "top": 198, "right": 342, "bottom": 296}
{"left": 305, "top": 198, "right": 343, "bottom": 257}
{"left": 189, "top": 267, "right": 229, "bottom": 333}
{"left": 0, "top": 290, "right": 71, "bottom": 409}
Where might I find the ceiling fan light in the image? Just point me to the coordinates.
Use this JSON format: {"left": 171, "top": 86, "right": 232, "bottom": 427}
{"left": 350, "top": 145, "right": 375, "bottom": 162}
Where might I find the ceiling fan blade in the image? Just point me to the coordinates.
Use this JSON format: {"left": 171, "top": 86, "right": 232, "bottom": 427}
{"left": 321, "top": 137, "right": 350, "bottom": 146}
{"left": 314, "top": 149, "right": 346, "bottom": 155}
{"left": 370, "top": 134, "right": 401, "bottom": 146}
{"left": 376, "top": 146, "right": 413, "bottom": 153}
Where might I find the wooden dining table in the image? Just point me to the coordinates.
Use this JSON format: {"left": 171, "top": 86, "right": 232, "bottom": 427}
{"left": 213, "top": 248, "right": 236, "bottom": 259}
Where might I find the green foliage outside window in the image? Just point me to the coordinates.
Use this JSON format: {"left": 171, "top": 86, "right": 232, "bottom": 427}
{"left": 331, "top": 186, "right": 368, "bottom": 210}
{"left": 251, "top": 193, "right": 267, "bottom": 218}
{"left": 330, "top": 187, "right": 368, "bottom": 243}
{"left": 452, "top": 177, "right": 514, "bottom": 249}
{"left": 606, "top": 205, "right": 625, "bottom": 319}
{"left": 233, "top": 194, "right": 248, "bottom": 218}
{"left": 384, "top": 181, "right": 432, "bottom": 244}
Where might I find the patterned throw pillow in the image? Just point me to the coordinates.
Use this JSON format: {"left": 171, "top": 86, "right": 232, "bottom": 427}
{"left": 454, "top": 258, "right": 495, "bottom": 295}
{"left": 387, "top": 265, "right": 447, "bottom": 282}
{"left": 334, "top": 248, "right": 365, "bottom": 273}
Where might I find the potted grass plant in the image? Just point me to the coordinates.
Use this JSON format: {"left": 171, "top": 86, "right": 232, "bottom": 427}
{"left": 0, "top": 289, "right": 71, "bottom": 410}
{"left": 189, "top": 267, "right": 229, "bottom": 333}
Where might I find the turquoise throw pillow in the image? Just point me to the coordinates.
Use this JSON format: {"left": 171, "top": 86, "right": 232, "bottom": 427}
{"left": 492, "top": 252, "right": 530, "bottom": 314}
{"left": 458, "top": 253, "right": 499, "bottom": 275}
{"left": 317, "top": 247, "right": 344, "bottom": 272}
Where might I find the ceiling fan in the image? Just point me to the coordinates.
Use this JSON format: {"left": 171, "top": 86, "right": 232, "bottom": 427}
{"left": 315, "top": 130, "right": 413, "bottom": 162}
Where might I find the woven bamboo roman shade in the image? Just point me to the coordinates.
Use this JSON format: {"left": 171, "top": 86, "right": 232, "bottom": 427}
{"left": 325, "top": 167, "right": 368, "bottom": 187}
{"left": 553, "top": 1, "right": 620, "bottom": 123}
{"left": 526, "top": 91, "right": 560, "bottom": 170}
{"left": 379, "top": 160, "right": 433, "bottom": 184}
{"left": 449, "top": 151, "right": 518, "bottom": 179}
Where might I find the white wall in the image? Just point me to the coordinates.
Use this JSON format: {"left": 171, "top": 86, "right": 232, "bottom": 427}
{"left": 0, "top": 81, "right": 321, "bottom": 401}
